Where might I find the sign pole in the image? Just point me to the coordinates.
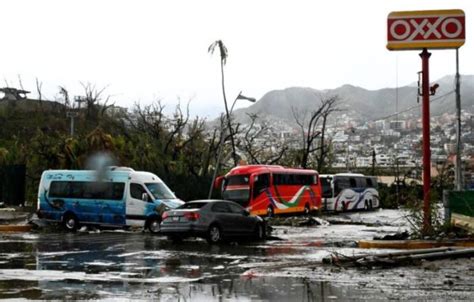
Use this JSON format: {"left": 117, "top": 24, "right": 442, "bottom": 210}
{"left": 420, "top": 48, "right": 431, "bottom": 234}
{"left": 387, "top": 9, "right": 465, "bottom": 236}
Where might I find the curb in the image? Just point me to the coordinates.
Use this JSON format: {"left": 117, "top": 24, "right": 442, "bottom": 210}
{"left": 358, "top": 239, "right": 474, "bottom": 249}
{"left": 0, "top": 225, "right": 33, "bottom": 233}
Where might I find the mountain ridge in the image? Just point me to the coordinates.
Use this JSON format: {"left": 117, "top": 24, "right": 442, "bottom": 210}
{"left": 232, "top": 74, "right": 474, "bottom": 125}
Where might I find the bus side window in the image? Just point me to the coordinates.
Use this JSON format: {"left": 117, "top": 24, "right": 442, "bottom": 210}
{"left": 366, "top": 178, "right": 373, "bottom": 188}
{"left": 349, "top": 178, "right": 357, "bottom": 188}
{"left": 334, "top": 178, "right": 349, "bottom": 195}
{"left": 253, "top": 173, "right": 270, "bottom": 198}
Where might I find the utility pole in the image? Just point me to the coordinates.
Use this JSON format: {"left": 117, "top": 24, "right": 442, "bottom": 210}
{"left": 455, "top": 48, "right": 462, "bottom": 190}
{"left": 67, "top": 111, "right": 78, "bottom": 137}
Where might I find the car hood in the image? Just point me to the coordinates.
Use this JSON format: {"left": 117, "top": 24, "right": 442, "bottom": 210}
{"left": 155, "top": 198, "right": 185, "bottom": 209}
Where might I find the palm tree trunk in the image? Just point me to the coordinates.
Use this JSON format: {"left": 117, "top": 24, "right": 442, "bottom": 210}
{"left": 221, "top": 59, "right": 237, "bottom": 166}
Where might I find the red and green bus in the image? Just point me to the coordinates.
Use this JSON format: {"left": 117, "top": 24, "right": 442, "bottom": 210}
{"left": 215, "top": 165, "right": 321, "bottom": 216}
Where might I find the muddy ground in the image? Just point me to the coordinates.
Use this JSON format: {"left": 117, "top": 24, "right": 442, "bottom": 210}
{"left": 0, "top": 209, "right": 473, "bottom": 301}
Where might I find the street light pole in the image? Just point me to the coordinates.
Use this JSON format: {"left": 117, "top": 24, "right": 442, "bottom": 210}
{"left": 208, "top": 92, "right": 256, "bottom": 199}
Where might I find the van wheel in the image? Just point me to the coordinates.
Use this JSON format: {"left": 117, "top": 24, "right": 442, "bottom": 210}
{"left": 147, "top": 217, "right": 161, "bottom": 234}
{"left": 267, "top": 206, "right": 274, "bottom": 217}
{"left": 62, "top": 213, "right": 79, "bottom": 232}
{"left": 207, "top": 224, "right": 222, "bottom": 244}
{"left": 254, "top": 223, "right": 265, "bottom": 240}
{"left": 369, "top": 200, "right": 373, "bottom": 210}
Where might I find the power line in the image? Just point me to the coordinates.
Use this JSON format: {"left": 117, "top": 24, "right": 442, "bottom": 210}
{"left": 374, "top": 90, "right": 455, "bottom": 122}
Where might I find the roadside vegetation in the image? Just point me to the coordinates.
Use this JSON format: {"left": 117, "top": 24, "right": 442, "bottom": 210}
{"left": 0, "top": 83, "right": 341, "bottom": 205}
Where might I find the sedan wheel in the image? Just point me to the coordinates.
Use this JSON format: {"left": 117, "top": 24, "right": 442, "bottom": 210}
{"left": 207, "top": 225, "right": 222, "bottom": 243}
{"left": 255, "top": 223, "right": 265, "bottom": 240}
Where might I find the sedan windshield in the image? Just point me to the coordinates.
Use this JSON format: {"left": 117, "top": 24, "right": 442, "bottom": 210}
{"left": 145, "top": 182, "right": 176, "bottom": 199}
{"left": 178, "top": 202, "right": 207, "bottom": 209}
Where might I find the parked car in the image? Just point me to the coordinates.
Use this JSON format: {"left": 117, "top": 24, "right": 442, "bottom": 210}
{"left": 160, "top": 200, "right": 266, "bottom": 243}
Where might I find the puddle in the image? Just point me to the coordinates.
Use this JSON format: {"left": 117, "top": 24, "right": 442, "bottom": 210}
{"left": 0, "top": 209, "right": 471, "bottom": 300}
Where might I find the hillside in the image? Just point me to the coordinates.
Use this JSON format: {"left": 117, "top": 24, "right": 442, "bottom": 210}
{"left": 233, "top": 75, "right": 474, "bottom": 124}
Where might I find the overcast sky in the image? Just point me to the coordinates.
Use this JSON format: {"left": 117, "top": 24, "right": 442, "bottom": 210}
{"left": 1, "top": 0, "right": 472, "bottom": 118}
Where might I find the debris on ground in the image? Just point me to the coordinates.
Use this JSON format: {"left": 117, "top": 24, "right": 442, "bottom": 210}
{"left": 374, "top": 231, "right": 410, "bottom": 240}
{"left": 358, "top": 239, "right": 474, "bottom": 249}
{"left": 0, "top": 207, "right": 31, "bottom": 225}
{"left": 267, "top": 216, "right": 330, "bottom": 227}
{"left": 323, "top": 247, "right": 474, "bottom": 268}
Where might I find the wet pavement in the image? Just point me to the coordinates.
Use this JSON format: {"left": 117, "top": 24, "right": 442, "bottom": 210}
{"left": 0, "top": 209, "right": 473, "bottom": 300}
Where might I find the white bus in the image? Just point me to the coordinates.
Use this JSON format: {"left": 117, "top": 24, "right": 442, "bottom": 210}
{"left": 37, "top": 167, "right": 184, "bottom": 232}
{"left": 320, "top": 173, "right": 379, "bottom": 212}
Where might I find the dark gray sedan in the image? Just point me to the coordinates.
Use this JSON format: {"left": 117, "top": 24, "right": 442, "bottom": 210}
{"left": 160, "top": 200, "right": 266, "bottom": 243}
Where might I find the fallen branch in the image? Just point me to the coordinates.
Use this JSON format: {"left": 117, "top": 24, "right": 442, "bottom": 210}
{"left": 324, "top": 247, "right": 474, "bottom": 268}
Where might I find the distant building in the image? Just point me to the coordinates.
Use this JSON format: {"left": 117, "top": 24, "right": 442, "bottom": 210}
{"left": 0, "top": 87, "right": 30, "bottom": 101}
{"left": 390, "top": 120, "right": 406, "bottom": 130}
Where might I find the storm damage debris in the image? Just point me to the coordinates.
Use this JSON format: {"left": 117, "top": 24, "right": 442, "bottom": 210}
{"left": 323, "top": 247, "right": 474, "bottom": 268}
{"left": 267, "top": 216, "right": 330, "bottom": 227}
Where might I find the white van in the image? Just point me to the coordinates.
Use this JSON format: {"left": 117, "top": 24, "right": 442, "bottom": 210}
{"left": 37, "top": 167, "right": 184, "bottom": 232}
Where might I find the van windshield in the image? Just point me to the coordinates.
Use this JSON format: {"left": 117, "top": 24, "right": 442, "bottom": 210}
{"left": 145, "top": 183, "right": 176, "bottom": 199}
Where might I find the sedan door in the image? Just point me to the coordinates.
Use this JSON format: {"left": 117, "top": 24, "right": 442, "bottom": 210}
{"left": 228, "top": 203, "right": 256, "bottom": 235}
{"left": 210, "top": 202, "right": 236, "bottom": 235}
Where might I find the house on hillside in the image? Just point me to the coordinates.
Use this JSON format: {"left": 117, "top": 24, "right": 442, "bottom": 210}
{"left": 0, "top": 87, "right": 30, "bottom": 101}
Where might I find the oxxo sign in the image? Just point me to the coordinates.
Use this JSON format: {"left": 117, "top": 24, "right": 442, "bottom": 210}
{"left": 387, "top": 9, "right": 465, "bottom": 50}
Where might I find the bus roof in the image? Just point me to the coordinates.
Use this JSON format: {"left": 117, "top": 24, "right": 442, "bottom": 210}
{"left": 225, "top": 165, "right": 318, "bottom": 177}
{"left": 320, "top": 173, "right": 375, "bottom": 178}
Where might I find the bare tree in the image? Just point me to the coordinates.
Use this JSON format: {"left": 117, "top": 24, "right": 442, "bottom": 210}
{"left": 292, "top": 94, "right": 339, "bottom": 169}
{"left": 58, "top": 86, "right": 70, "bottom": 108}
{"left": 80, "top": 82, "right": 113, "bottom": 120}
{"left": 242, "top": 113, "right": 288, "bottom": 165}
{"left": 315, "top": 95, "right": 340, "bottom": 171}
{"left": 36, "top": 78, "right": 43, "bottom": 102}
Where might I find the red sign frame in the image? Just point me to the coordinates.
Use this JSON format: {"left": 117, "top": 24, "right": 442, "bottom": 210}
{"left": 387, "top": 9, "right": 465, "bottom": 50}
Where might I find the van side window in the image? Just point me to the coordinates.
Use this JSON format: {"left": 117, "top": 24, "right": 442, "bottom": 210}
{"left": 49, "top": 181, "right": 70, "bottom": 198}
{"left": 49, "top": 181, "right": 124, "bottom": 200}
{"left": 130, "top": 183, "right": 148, "bottom": 201}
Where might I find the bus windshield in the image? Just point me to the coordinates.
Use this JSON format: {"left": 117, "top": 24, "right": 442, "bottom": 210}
{"left": 145, "top": 182, "right": 176, "bottom": 199}
{"left": 222, "top": 175, "right": 250, "bottom": 206}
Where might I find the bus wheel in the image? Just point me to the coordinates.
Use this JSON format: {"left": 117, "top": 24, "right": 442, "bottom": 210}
{"left": 342, "top": 202, "right": 347, "bottom": 212}
{"left": 267, "top": 206, "right": 274, "bottom": 217}
{"left": 147, "top": 217, "right": 161, "bottom": 234}
{"left": 62, "top": 213, "right": 79, "bottom": 232}
{"left": 304, "top": 204, "right": 310, "bottom": 215}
